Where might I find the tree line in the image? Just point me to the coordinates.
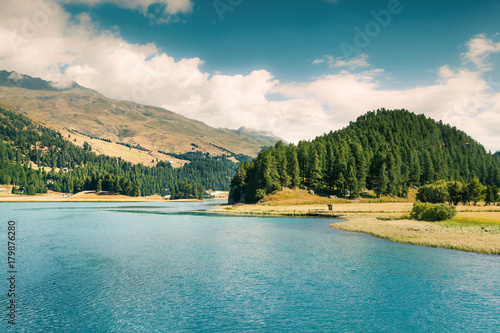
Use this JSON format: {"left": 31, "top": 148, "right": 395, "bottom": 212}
{"left": 229, "top": 109, "right": 500, "bottom": 203}
{"left": 170, "top": 182, "right": 205, "bottom": 200}
{"left": 416, "top": 179, "right": 499, "bottom": 206}
{"left": 0, "top": 107, "right": 237, "bottom": 197}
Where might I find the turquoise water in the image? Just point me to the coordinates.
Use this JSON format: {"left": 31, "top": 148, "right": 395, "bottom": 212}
{"left": 1, "top": 202, "right": 499, "bottom": 332}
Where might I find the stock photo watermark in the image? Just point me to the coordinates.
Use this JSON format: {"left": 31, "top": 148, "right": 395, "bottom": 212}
{"left": 213, "top": 0, "right": 245, "bottom": 22}
{"left": 122, "top": 67, "right": 167, "bottom": 103}
{"left": 7, "top": 0, "right": 59, "bottom": 54}
{"left": 340, "top": 0, "right": 411, "bottom": 60}
{"left": 6, "top": 220, "right": 17, "bottom": 325}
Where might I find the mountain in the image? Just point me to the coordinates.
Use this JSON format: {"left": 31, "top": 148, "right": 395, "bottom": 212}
{"left": 0, "top": 70, "right": 82, "bottom": 91}
{"left": 228, "top": 127, "right": 284, "bottom": 144}
{"left": 0, "top": 70, "right": 280, "bottom": 161}
{"left": 0, "top": 106, "right": 239, "bottom": 196}
{"left": 229, "top": 109, "right": 500, "bottom": 203}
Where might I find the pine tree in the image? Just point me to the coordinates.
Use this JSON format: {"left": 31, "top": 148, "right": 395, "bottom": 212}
{"left": 337, "top": 172, "right": 346, "bottom": 197}
{"left": 422, "top": 151, "right": 435, "bottom": 184}
{"left": 259, "top": 150, "right": 281, "bottom": 195}
{"left": 375, "top": 164, "right": 389, "bottom": 198}
{"left": 274, "top": 141, "right": 290, "bottom": 187}
{"left": 493, "top": 185, "right": 499, "bottom": 205}
{"left": 484, "top": 186, "right": 494, "bottom": 206}
{"left": 467, "top": 178, "right": 485, "bottom": 206}
{"left": 297, "top": 142, "right": 308, "bottom": 183}
{"left": 307, "top": 146, "right": 322, "bottom": 191}
{"left": 447, "top": 181, "right": 464, "bottom": 205}
{"left": 352, "top": 142, "right": 367, "bottom": 190}
{"left": 229, "top": 162, "right": 249, "bottom": 204}
{"left": 346, "top": 164, "right": 359, "bottom": 198}
{"left": 286, "top": 145, "right": 300, "bottom": 188}
{"left": 324, "top": 142, "right": 336, "bottom": 192}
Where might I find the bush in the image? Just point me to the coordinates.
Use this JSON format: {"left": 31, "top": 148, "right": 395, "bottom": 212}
{"left": 27, "top": 185, "right": 36, "bottom": 195}
{"left": 416, "top": 180, "right": 449, "bottom": 203}
{"left": 411, "top": 201, "right": 456, "bottom": 221}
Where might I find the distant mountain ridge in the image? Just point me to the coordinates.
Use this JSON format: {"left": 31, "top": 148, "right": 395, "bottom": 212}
{"left": 227, "top": 127, "right": 284, "bottom": 145}
{"left": 0, "top": 70, "right": 281, "bottom": 158}
{"left": 0, "top": 70, "right": 83, "bottom": 91}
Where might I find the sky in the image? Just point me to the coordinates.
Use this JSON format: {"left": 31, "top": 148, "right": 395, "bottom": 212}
{"left": 0, "top": 0, "right": 500, "bottom": 151}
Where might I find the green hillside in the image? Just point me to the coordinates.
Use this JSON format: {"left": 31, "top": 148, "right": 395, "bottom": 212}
{"left": 229, "top": 109, "right": 500, "bottom": 203}
{"left": 0, "top": 107, "right": 237, "bottom": 197}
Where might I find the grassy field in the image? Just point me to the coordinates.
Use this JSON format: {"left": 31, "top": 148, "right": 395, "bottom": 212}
{"left": 58, "top": 127, "right": 188, "bottom": 167}
{"left": 212, "top": 188, "right": 500, "bottom": 255}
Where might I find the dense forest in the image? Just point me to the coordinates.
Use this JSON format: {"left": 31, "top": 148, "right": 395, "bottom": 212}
{"left": 170, "top": 181, "right": 206, "bottom": 200}
{"left": 229, "top": 109, "right": 500, "bottom": 203}
{"left": 0, "top": 107, "right": 237, "bottom": 197}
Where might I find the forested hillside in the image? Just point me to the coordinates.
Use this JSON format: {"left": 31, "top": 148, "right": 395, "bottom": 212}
{"left": 0, "top": 107, "right": 237, "bottom": 196}
{"left": 229, "top": 109, "right": 500, "bottom": 203}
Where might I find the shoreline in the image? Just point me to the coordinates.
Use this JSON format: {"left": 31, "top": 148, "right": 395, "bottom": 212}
{"left": 0, "top": 190, "right": 206, "bottom": 203}
{"left": 330, "top": 216, "right": 500, "bottom": 255}
{"left": 211, "top": 202, "right": 500, "bottom": 255}
{"left": 2, "top": 188, "right": 498, "bottom": 255}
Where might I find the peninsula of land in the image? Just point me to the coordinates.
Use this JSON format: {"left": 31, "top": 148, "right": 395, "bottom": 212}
{"left": 212, "top": 189, "right": 500, "bottom": 255}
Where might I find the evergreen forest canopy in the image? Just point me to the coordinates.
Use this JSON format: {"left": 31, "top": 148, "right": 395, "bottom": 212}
{"left": 229, "top": 109, "right": 500, "bottom": 204}
{"left": 0, "top": 107, "right": 237, "bottom": 197}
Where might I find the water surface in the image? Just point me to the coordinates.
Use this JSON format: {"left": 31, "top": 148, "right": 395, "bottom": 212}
{"left": 1, "top": 202, "right": 499, "bottom": 332}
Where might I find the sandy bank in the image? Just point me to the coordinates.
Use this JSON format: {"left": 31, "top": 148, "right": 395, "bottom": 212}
{"left": 0, "top": 190, "right": 201, "bottom": 202}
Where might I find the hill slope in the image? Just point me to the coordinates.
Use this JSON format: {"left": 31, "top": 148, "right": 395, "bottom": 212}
{"left": 0, "top": 106, "right": 239, "bottom": 196}
{"left": 0, "top": 70, "right": 280, "bottom": 159}
{"left": 229, "top": 109, "right": 500, "bottom": 203}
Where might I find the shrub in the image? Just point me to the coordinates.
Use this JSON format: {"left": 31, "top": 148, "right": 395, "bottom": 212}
{"left": 411, "top": 201, "right": 456, "bottom": 221}
{"left": 27, "top": 185, "right": 36, "bottom": 195}
{"left": 416, "top": 180, "right": 449, "bottom": 203}
{"left": 447, "top": 181, "right": 464, "bottom": 205}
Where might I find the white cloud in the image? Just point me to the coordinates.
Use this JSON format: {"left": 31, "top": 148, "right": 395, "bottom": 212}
{"left": 0, "top": 1, "right": 499, "bottom": 151}
{"left": 312, "top": 53, "right": 370, "bottom": 69}
{"left": 60, "top": 0, "right": 193, "bottom": 22}
{"left": 8, "top": 72, "right": 24, "bottom": 81}
{"left": 461, "top": 33, "right": 500, "bottom": 71}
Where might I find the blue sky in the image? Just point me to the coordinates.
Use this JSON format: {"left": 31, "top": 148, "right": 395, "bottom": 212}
{"left": 67, "top": 0, "right": 500, "bottom": 85}
{"left": 1, "top": 0, "right": 500, "bottom": 150}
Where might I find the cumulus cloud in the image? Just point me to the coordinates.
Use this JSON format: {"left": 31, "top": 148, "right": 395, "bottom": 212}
{"left": 312, "top": 53, "right": 370, "bottom": 69}
{"left": 0, "top": 0, "right": 499, "bottom": 151}
{"left": 461, "top": 33, "right": 500, "bottom": 71}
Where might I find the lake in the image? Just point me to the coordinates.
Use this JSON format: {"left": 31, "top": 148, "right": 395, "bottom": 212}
{"left": 1, "top": 201, "right": 499, "bottom": 332}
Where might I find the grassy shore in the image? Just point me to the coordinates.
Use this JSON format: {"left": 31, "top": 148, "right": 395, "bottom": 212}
{"left": 332, "top": 217, "right": 500, "bottom": 255}
{"left": 212, "top": 188, "right": 500, "bottom": 255}
{"left": 0, "top": 187, "right": 203, "bottom": 202}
